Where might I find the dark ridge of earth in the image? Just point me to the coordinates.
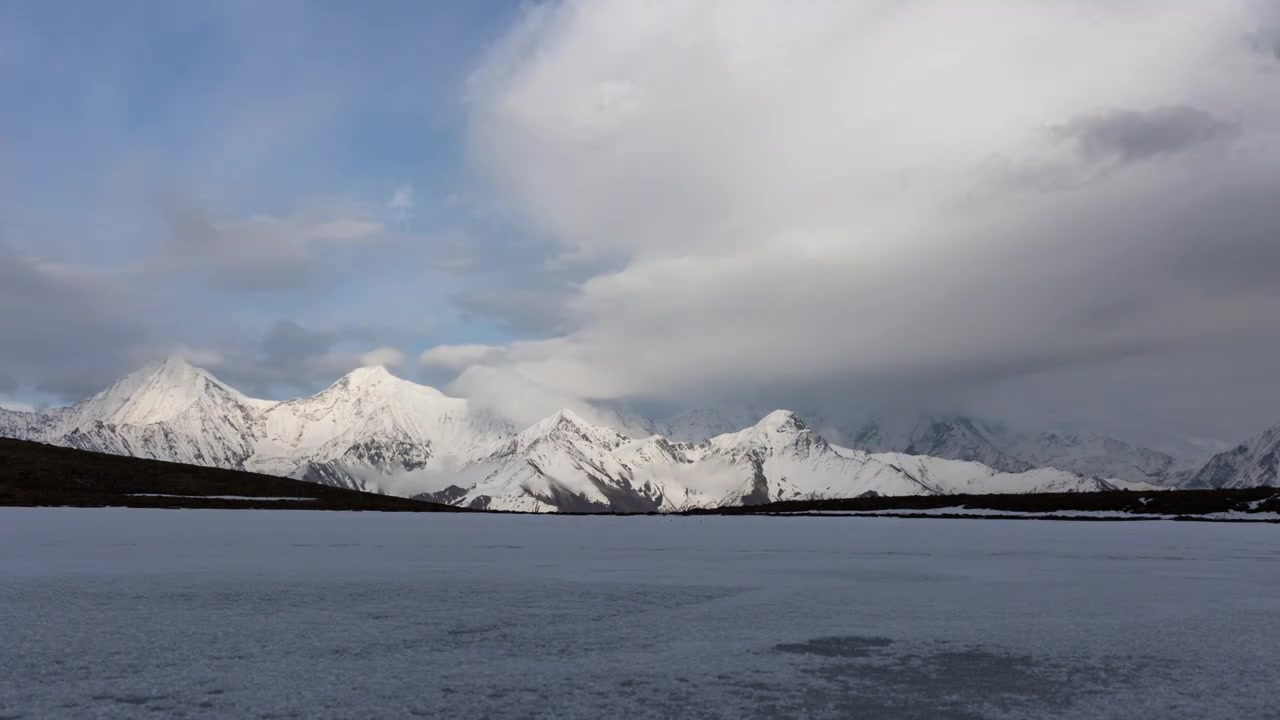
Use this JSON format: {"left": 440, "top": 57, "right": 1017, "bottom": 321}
{"left": 693, "top": 486, "right": 1280, "bottom": 520}
{"left": 0, "top": 438, "right": 463, "bottom": 512}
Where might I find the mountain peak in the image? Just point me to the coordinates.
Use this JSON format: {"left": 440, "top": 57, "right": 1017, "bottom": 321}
{"left": 331, "top": 365, "right": 435, "bottom": 395}
{"left": 514, "top": 408, "right": 629, "bottom": 453}
{"left": 344, "top": 364, "right": 396, "bottom": 382}
{"left": 117, "top": 355, "right": 220, "bottom": 393}
{"left": 64, "top": 356, "right": 245, "bottom": 428}
{"left": 755, "top": 409, "right": 807, "bottom": 432}
{"left": 530, "top": 408, "right": 593, "bottom": 434}
{"left": 138, "top": 355, "right": 202, "bottom": 379}
{"left": 703, "top": 409, "right": 827, "bottom": 456}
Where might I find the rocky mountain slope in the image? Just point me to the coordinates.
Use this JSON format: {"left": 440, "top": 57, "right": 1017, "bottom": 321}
{"left": 1188, "top": 423, "right": 1280, "bottom": 489}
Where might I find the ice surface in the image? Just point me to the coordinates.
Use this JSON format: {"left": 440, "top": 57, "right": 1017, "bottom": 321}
{"left": 2, "top": 508, "right": 1278, "bottom": 719}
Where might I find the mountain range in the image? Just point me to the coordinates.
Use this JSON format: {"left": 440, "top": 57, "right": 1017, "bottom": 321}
{"left": 0, "top": 357, "right": 1274, "bottom": 511}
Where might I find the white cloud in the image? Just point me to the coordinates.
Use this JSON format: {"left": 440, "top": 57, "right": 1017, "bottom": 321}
{"left": 387, "top": 184, "right": 415, "bottom": 220}
{"left": 0, "top": 400, "right": 36, "bottom": 413}
{"left": 418, "top": 343, "right": 506, "bottom": 371}
{"left": 307, "top": 216, "right": 385, "bottom": 242}
{"left": 359, "top": 346, "right": 407, "bottom": 369}
{"left": 455, "top": 0, "right": 1280, "bottom": 435}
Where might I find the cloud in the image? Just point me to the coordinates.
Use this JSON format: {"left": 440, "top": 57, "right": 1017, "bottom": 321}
{"left": 454, "top": 285, "right": 578, "bottom": 336}
{"left": 205, "top": 321, "right": 419, "bottom": 398}
{"left": 0, "top": 244, "right": 151, "bottom": 400}
{"left": 0, "top": 3, "right": 496, "bottom": 406}
{"left": 387, "top": 185, "right": 415, "bottom": 221}
{"left": 359, "top": 346, "right": 407, "bottom": 369}
{"left": 419, "top": 343, "right": 506, "bottom": 371}
{"left": 260, "top": 320, "right": 339, "bottom": 369}
{"left": 160, "top": 197, "right": 386, "bottom": 292}
{"left": 162, "top": 346, "right": 226, "bottom": 369}
{"left": 1054, "top": 105, "right": 1233, "bottom": 164}
{"left": 451, "top": 362, "right": 608, "bottom": 428}
{"left": 5, "top": 0, "right": 1280, "bottom": 445}
{"left": 1249, "top": 26, "right": 1280, "bottom": 61}
{"left": 453, "top": 0, "right": 1280, "bottom": 436}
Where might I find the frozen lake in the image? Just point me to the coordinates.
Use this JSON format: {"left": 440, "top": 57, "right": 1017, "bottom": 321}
{"left": 2, "top": 509, "right": 1277, "bottom": 719}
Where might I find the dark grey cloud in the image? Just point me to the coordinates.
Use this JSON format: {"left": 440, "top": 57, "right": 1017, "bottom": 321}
{"left": 455, "top": 285, "right": 577, "bottom": 336}
{"left": 211, "top": 320, "right": 346, "bottom": 397}
{"left": 160, "top": 201, "right": 315, "bottom": 292}
{"left": 1248, "top": 26, "right": 1280, "bottom": 61}
{"left": 0, "top": 244, "right": 150, "bottom": 400}
{"left": 1055, "top": 105, "right": 1232, "bottom": 164}
{"left": 158, "top": 194, "right": 386, "bottom": 292}
{"left": 206, "top": 320, "right": 422, "bottom": 399}
{"left": 451, "top": 1, "right": 1280, "bottom": 440}
{"left": 260, "top": 320, "right": 338, "bottom": 369}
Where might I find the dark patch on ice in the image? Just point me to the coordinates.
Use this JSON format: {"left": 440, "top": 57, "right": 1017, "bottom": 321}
{"left": 91, "top": 693, "right": 169, "bottom": 706}
{"left": 775, "top": 635, "right": 895, "bottom": 658}
{"left": 760, "top": 635, "right": 1160, "bottom": 718}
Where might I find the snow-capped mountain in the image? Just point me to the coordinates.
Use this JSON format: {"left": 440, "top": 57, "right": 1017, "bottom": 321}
{"left": 865, "top": 453, "right": 1118, "bottom": 495}
{"left": 1188, "top": 422, "right": 1280, "bottom": 489}
{"left": 653, "top": 405, "right": 771, "bottom": 443}
{"left": 250, "top": 365, "right": 512, "bottom": 494}
{"left": 0, "top": 406, "right": 50, "bottom": 441}
{"left": 4, "top": 356, "right": 1267, "bottom": 511}
{"left": 688, "top": 411, "right": 940, "bottom": 504}
{"left": 414, "top": 410, "right": 1119, "bottom": 512}
{"left": 840, "top": 413, "right": 1034, "bottom": 473}
{"left": 421, "top": 409, "right": 660, "bottom": 513}
{"left": 49, "top": 357, "right": 269, "bottom": 469}
{"left": 1, "top": 358, "right": 514, "bottom": 493}
{"left": 1009, "top": 431, "right": 1177, "bottom": 485}
{"left": 645, "top": 405, "right": 1183, "bottom": 485}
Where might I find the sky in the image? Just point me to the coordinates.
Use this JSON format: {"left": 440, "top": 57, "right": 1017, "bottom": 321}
{"left": 2, "top": 0, "right": 1280, "bottom": 450}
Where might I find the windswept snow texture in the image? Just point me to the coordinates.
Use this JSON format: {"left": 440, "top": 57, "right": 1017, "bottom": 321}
{"left": 2, "top": 508, "right": 1278, "bottom": 719}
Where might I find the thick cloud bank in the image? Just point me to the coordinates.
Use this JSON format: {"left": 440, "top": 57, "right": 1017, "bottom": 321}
{"left": 447, "top": 0, "right": 1280, "bottom": 438}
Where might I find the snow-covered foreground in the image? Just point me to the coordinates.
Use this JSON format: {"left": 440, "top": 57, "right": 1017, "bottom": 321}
{"left": 2, "top": 509, "right": 1277, "bottom": 719}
